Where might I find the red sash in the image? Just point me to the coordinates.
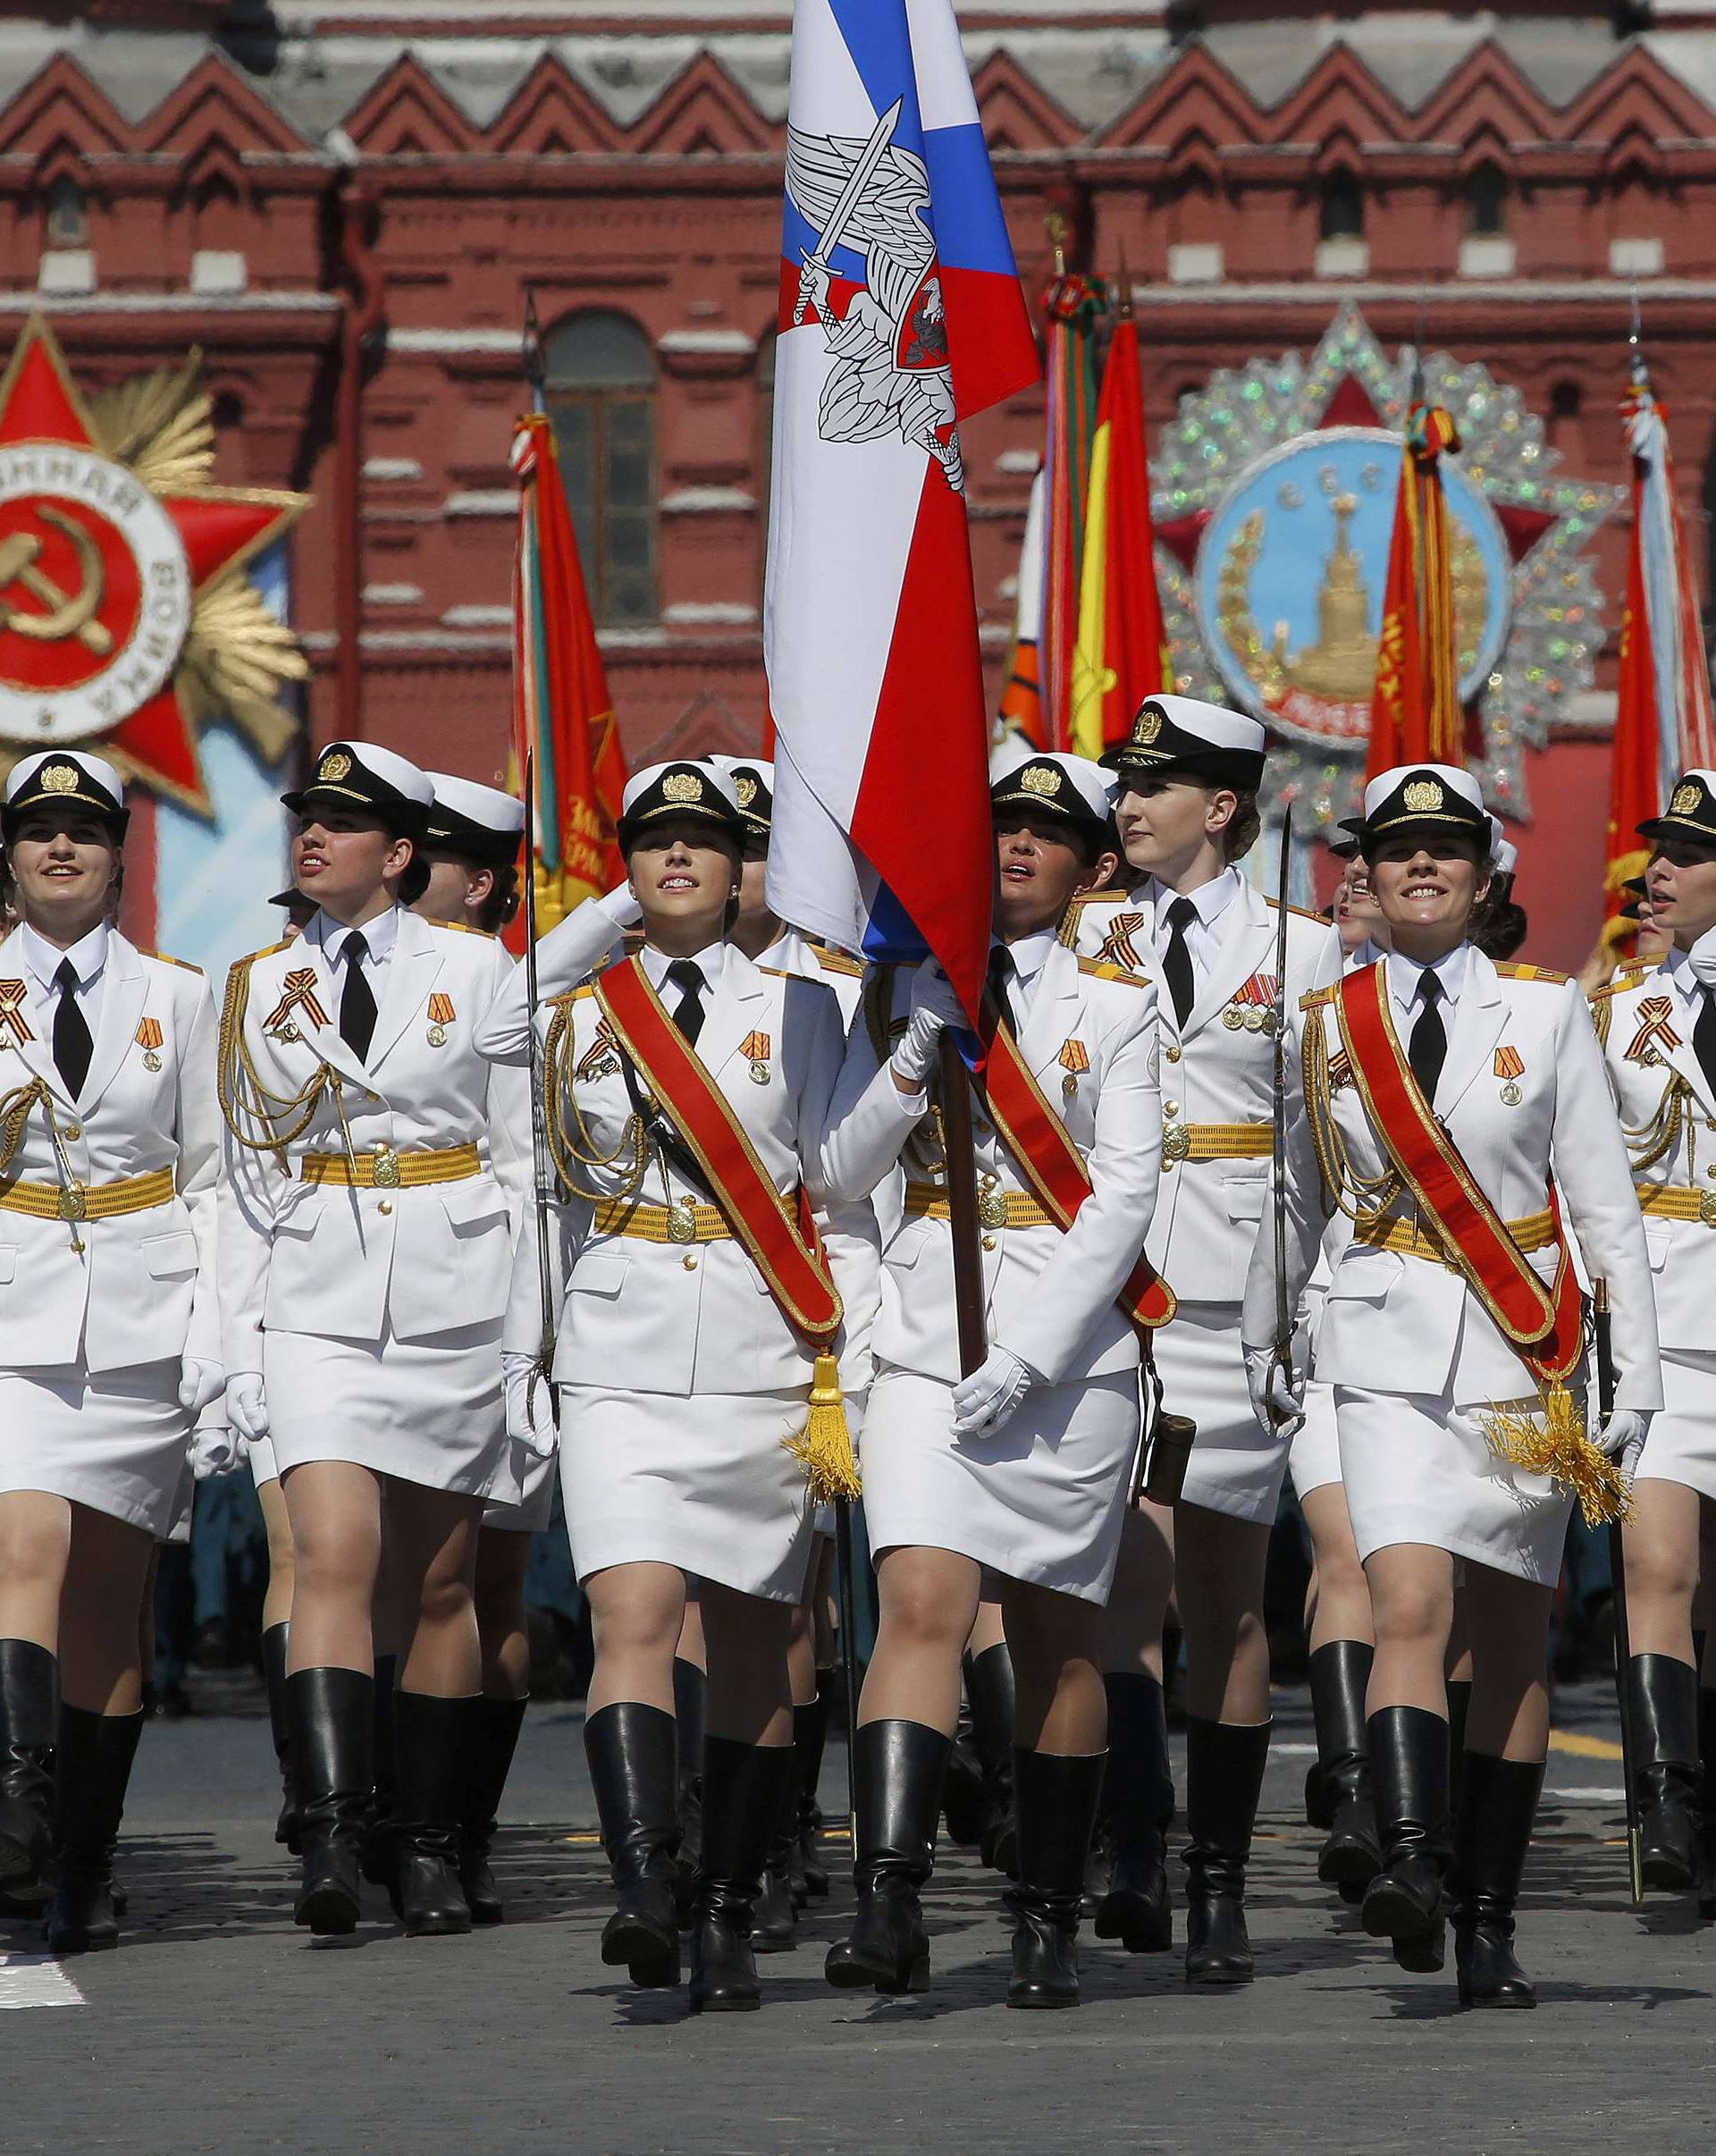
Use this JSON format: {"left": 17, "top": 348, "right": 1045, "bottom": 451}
{"left": 593, "top": 958, "right": 842, "bottom": 1344}
{"left": 972, "top": 1007, "right": 1176, "bottom": 1332}
{"left": 1333, "top": 962, "right": 1580, "bottom": 1385}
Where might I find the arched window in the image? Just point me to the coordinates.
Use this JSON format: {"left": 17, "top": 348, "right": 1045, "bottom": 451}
{"left": 1465, "top": 162, "right": 1509, "bottom": 238}
{"left": 1318, "top": 171, "right": 1364, "bottom": 242}
{"left": 543, "top": 310, "right": 657, "bottom": 627}
{"left": 45, "top": 173, "right": 87, "bottom": 247}
{"left": 1547, "top": 380, "right": 1582, "bottom": 459}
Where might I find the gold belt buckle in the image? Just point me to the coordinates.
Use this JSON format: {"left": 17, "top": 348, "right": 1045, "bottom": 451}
{"left": 665, "top": 1200, "right": 697, "bottom": 1244}
{"left": 58, "top": 1183, "right": 88, "bottom": 1222}
{"left": 1162, "top": 1123, "right": 1190, "bottom": 1163}
{"left": 977, "top": 1187, "right": 1008, "bottom": 1229}
{"left": 372, "top": 1146, "right": 401, "bottom": 1190}
{"left": 1701, "top": 1191, "right": 1716, "bottom": 1228}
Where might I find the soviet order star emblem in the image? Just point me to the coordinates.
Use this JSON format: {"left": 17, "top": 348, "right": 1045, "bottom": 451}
{"left": 0, "top": 313, "right": 308, "bottom": 811}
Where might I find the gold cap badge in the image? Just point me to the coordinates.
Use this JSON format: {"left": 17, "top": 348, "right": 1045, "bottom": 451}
{"left": 39, "top": 762, "right": 79, "bottom": 795}
{"left": 1134, "top": 705, "right": 1164, "bottom": 745}
{"left": 736, "top": 775, "right": 758, "bottom": 807}
{"left": 1403, "top": 777, "right": 1444, "bottom": 813}
{"left": 1672, "top": 781, "right": 1703, "bottom": 817}
{"left": 318, "top": 751, "right": 353, "bottom": 784}
{"left": 1020, "top": 763, "right": 1061, "bottom": 796}
{"left": 662, "top": 771, "right": 703, "bottom": 803}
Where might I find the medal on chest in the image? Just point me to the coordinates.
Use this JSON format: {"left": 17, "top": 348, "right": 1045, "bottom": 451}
{"left": 1224, "top": 973, "right": 1279, "bottom": 1034}
{"left": 740, "top": 1030, "right": 772, "bottom": 1086}
{"left": 0, "top": 981, "right": 34, "bottom": 1046}
{"left": 1493, "top": 1045, "right": 1525, "bottom": 1107}
{"left": 1058, "top": 1037, "right": 1089, "bottom": 1100}
{"left": 426, "top": 992, "right": 454, "bottom": 1049}
{"left": 265, "top": 967, "right": 329, "bottom": 1046}
{"left": 1625, "top": 997, "right": 1679, "bottom": 1068}
{"left": 135, "top": 1016, "right": 164, "bottom": 1073}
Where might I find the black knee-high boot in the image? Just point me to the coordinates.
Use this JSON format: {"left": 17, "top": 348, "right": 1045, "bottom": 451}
{"left": 966, "top": 1644, "right": 1018, "bottom": 1876}
{"left": 585, "top": 1700, "right": 680, "bottom": 1987}
{"left": 1362, "top": 1705, "right": 1451, "bottom": 1972}
{"left": 671, "top": 1657, "right": 704, "bottom": 1923}
{"left": 1628, "top": 1655, "right": 1699, "bottom": 1893}
{"left": 752, "top": 1732, "right": 803, "bottom": 1954}
{"left": 459, "top": 1694, "right": 527, "bottom": 1926}
{"left": 361, "top": 1654, "right": 400, "bottom": 1895}
{"left": 1445, "top": 1678, "right": 1471, "bottom": 1817}
{"left": 260, "top": 1623, "right": 299, "bottom": 1856}
{"left": 0, "top": 1640, "right": 58, "bottom": 1905}
{"left": 1697, "top": 1688, "right": 1716, "bottom": 1921}
{"left": 1182, "top": 1717, "right": 1271, "bottom": 1985}
{"left": 789, "top": 1683, "right": 832, "bottom": 1903}
{"left": 394, "top": 1692, "right": 473, "bottom": 1937}
{"left": 290, "top": 1665, "right": 374, "bottom": 1934}
{"left": 826, "top": 1720, "right": 950, "bottom": 1994}
{"left": 1093, "top": 1672, "right": 1173, "bottom": 1953}
{"left": 46, "top": 1705, "right": 144, "bottom": 1954}
{"left": 689, "top": 1737, "right": 792, "bottom": 2013}
{"left": 1008, "top": 1749, "right": 1106, "bottom": 2009}
{"left": 1452, "top": 1751, "right": 1543, "bottom": 2008}
{"left": 1308, "top": 1641, "right": 1382, "bottom": 1893}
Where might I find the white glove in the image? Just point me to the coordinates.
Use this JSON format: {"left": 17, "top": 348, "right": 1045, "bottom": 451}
{"left": 226, "top": 1373, "right": 269, "bottom": 1444}
{"left": 891, "top": 961, "right": 967, "bottom": 1088}
{"left": 950, "top": 1345, "right": 1034, "bottom": 1443}
{"left": 1597, "top": 1409, "right": 1650, "bottom": 1477}
{"left": 504, "top": 1350, "right": 559, "bottom": 1462}
{"left": 190, "top": 1426, "right": 248, "bottom": 1480}
{"left": 178, "top": 1357, "right": 225, "bottom": 1417}
{"left": 1245, "top": 1348, "right": 1305, "bottom": 1439}
{"left": 596, "top": 880, "right": 644, "bottom": 931}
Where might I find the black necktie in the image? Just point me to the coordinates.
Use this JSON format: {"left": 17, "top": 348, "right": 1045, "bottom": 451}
{"left": 340, "top": 939, "right": 377, "bottom": 1061}
{"left": 52, "top": 957, "right": 92, "bottom": 1099}
{"left": 1163, "top": 896, "right": 1198, "bottom": 1028}
{"left": 1695, "top": 985, "right": 1716, "bottom": 1100}
{"left": 1409, "top": 972, "right": 1447, "bottom": 1105}
{"left": 667, "top": 959, "right": 706, "bottom": 1050}
{"left": 988, "top": 945, "right": 1018, "bottom": 1036}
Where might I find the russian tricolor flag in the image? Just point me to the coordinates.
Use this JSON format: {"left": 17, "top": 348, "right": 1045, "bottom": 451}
{"left": 763, "top": 0, "right": 1039, "bottom": 1023}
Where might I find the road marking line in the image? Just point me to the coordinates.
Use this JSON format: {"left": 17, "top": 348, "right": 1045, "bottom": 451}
{"left": 1550, "top": 1730, "right": 1623, "bottom": 1759}
{"left": 0, "top": 1953, "right": 84, "bottom": 2009}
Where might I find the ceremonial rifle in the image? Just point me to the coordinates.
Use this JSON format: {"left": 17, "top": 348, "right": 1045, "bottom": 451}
{"left": 1596, "top": 1279, "right": 1645, "bottom": 1907}
{"left": 1270, "top": 809, "right": 1295, "bottom": 1406}
{"left": 522, "top": 750, "right": 557, "bottom": 1426}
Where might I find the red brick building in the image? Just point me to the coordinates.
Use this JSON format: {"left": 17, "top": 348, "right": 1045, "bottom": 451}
{"left": 4, "top": 2, "right": 1716, "bottom": 960}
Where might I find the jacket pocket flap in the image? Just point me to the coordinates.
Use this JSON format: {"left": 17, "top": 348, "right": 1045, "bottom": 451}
{"left": 439, "top": 1178, "right": 509, "bottom": 1233}
{"left": 143, "top": 1231, "right": 198, "bottom": 1279}
{"left": 0, "top": 1247, "right": 17, "bottom": 1284}
{"left": 1220, "top": 1175, "right": 1267, "bottom": 1224}
{"left": 882, "top": 1218, "right": 937, "bottom": 1271}
{"left": 570, "top": 1252, "right": 629, "bottom": 1297}
{"left": 1328, "top": 1251, "right": 1403, "bottom": 1302}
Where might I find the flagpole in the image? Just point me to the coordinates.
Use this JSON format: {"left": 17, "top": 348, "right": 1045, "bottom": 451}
{"left": 938, "top": 1036, "right": 989, "bottom": 1377}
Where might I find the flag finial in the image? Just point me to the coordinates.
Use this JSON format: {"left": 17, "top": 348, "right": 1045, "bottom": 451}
{"left": 1114, "top": 242, "right": 1133, "bottom": 323}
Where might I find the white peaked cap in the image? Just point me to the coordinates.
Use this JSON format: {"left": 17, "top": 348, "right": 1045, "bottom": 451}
{"left": 5, "top": 749, "right": 123, "bottom": 804}
{"left": 622, "top": 761, "right": 742, "bottom": 817}
{"left": 1141, "top": 695, "right": 1266, "bottom": 754}
{"left": 426, "top": 772, "right": 526, "bottom": 838}
{"left": 1360, "top": 762, "right": 1485, "bottom": 821}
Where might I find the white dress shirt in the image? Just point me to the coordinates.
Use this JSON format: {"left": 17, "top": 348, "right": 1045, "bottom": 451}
{"left": 1384, "top": 940, "right": 1471, "bottom": 1027}
{"left": 1147, "top": 867, "right": 1241, "bottom": 995}
{"left": 638, "top": 939, "right": 725, "bottom": 998}
{"left": 18, "top": 917, "right": 109, "bottom": 1037}
{"left": 995, "top": 927, "right": 1057, "bottom": 1029}
{"left": 307, "top": 904, "right": 402, "bottom": 981}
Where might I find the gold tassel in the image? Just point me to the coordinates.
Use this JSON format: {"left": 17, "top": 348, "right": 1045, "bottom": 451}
{"left": 782, "top": 1352, "right": 862, "bottom": 1505}
{"left": 1479, "top": 1383, "right": 1632, "bottom": 1529}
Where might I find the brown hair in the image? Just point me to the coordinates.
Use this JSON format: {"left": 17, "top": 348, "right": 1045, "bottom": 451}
{"left": 1219, "top": 791, "right": 1262, "bottom": 863}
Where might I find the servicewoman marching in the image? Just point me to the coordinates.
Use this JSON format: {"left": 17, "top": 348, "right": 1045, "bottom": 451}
{"left": 1246, "top": 762, "right": 1659, "bottom": 2006}
{"left": 1593, "top": 770, "right": 1716, "bottom": 1897}
{"left": 1067, "top": 696, "right": 1339, "bottom": 1983}
{"left": 496, "top": 759, "right": 874, "bottom": 2014}
{"left": 1291, "top": 842, "right": 1388, "bottom": 1897}
{"left": 819, "top": 751, "right": 1163, "bottom": 2009}
{"left": 411, "top": 771, "right": 535, "bottom": 1923}
{"left": 220, "top": 742, "right": 531, "bottom": 1940}
{"left": 0, "top": 751, "right": 223, "bottom": 1952}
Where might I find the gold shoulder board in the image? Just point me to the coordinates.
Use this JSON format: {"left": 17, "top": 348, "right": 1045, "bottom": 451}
{"left": 1495, "top": 963, "right": 1569, "bottom": 985}
{"left": 430, "top": 920, "right": 495, "bottom": 939}
{"left": 812, "top": 945, "right": 864, "bottom": 978}
{"left": 1266, "top": 897, "right": 1325, "bottom": 923}
{"left": 1077, "top": 956, "right": 1148, "bottom": 987}
{"left": 147, "top": 951, "right": 205, "bottom": 974}
{"left": 1300, "top": 984, "right": 1336, "bottom": 1011}
{"left": 234, "top": 939, "right": 293, "bottom": 967}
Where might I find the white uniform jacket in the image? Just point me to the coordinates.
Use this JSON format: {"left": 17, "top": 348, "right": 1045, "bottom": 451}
{"left": 1069, "top": 879, "right": 1340, "bottom": 1302}
{"left": 502, "top": 946, "right": 878, "bottom": 1400}
{"left": 1244, "top": 948, "right": 1661, "bottom": 1413}
{"left": 0, "top": 932, "right": 219, "bottom": 1373}
{"left": 1593, "top": 954, "right": 1716, "bottom": 1355}
{"left": 219, "top": 910, "right": 528, "bottom": 1371}
{"left": 820, "top": 941, "right": 1161, "bottom": 1387}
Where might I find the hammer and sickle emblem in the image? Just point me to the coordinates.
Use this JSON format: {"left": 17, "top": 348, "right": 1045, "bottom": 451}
{"left": 0, "top": 508, "right": 113, "bottom": 655}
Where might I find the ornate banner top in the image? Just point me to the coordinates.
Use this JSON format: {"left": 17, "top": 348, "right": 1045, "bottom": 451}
{"left": 0, "top": 314, "right": 308, "bottom": 813}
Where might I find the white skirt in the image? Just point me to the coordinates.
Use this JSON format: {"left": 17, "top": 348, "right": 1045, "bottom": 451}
{"left": 1634, "top": 1348, "right": 1716, "bottom": 1503}
{"left": 0, "top": 1358, "right": 188, "bottom": 1538}
{"left": 1334, "top": 1385, "right": 1571, "bottom": 1586}
{"left": 1289, "top": 1380, "right": 1343, "bottom": 1502}
{"left": 484, "top": 1443, "right": 557, "bottom": 1535}
{"left": 559, "top": 1384, "right": 816, "bottom": 1603}
{"left": 860, "top": 1364, "right": 1140, "bottom": 1604}
{"left": 1160, "top": 1301, "right": 1290, "bottom": 1526}
{"left": 265, "top": 1319, "right": 506, "bottom": 1498}
{"left": 249, "top": 1433, "right": 279, "bottom": 1490}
